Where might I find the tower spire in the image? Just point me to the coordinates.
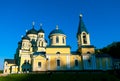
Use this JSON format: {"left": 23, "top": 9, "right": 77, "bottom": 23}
{"left": 77, "top": 14, "right": 88, "bottom": 35}
{"left": 56, "top": 25, "right": 59, "bottom": 30}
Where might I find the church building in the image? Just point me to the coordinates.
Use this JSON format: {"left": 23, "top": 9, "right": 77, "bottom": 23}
{"left": 3, "top": 14, "right": 113, "bottom": 74}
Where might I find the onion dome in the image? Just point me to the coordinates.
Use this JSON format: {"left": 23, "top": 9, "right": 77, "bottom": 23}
{"left": 38, "top": 28, "right": 44, "bottom": 33}
{"left": 49, "top": 25, "right": 64, "bottom": 38}
{"left": 26, "top": 22, "right": 38, "bottom": 35}
{"left": 38, "top": 23, "right": 45, "bottom": 33}
{"left": 26, "top": 28, "right": 37, "bottom": 35}
{"left": 22, "top": 35, "right": 30, "bottom": 40}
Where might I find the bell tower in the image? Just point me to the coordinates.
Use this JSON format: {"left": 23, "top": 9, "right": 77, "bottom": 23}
{"left": 77, "top": 14, "right": 95, "bottom": 54}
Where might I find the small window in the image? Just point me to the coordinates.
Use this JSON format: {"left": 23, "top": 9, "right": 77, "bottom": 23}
{"left": 62, "top": 37, "right": 65, "bottom": 43}
{"left": 41, "top": 42, "right": 43, "bottom": 47}
{"left": 56, "top": 36, "right": 59, "bottom": 43}
{"left": 40, "top": 35, "right": 43, "bottom": 38}
{"left": 57, "top": 59, "right": 60, "bottom": 66}
{"left": 38, "top": 62, "right": 41, "bottom": 68}
{"left": 75, "top": 60, "right": 78, "bottom": 67}
{"left": 56, "top": 52, "right": 60, "bottom": 54}
{"left": 88, "top": 59, "right": 91, "bottom": 66}
{"left": 83, "top": 33, "right": 87, "bottom": 44}
{"left": 87, "top": 52, "right": 90, "bottom": 54}
{"left": 5, "top": 69, "right": 7, "bottom": 72}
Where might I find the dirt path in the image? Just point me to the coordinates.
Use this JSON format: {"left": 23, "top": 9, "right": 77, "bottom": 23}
{"left": 0, "top": 74, "right": 8, "bottom": 77}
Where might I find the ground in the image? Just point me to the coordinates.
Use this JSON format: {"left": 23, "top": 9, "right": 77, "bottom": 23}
{"left": 0, "top": 71, "right": 120, "bottom": 81}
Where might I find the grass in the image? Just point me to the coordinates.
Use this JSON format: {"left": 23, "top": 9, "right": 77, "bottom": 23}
{"left": 0, "top": 72, "right": 120, "bottom": 81}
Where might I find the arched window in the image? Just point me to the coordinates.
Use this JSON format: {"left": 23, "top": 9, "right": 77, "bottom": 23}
{"left": 62, "top": 37, "right": 65, "bottom": 43}
{"left": 87, "top": 52, "right": 91, "bottom": 54}
{"left": 41, "top": 41, "right": 43, "bottom": 47}
{"left": 56, "top": 36, "right": 59, "bottom": 43}
{"left": 56, "top": 52, "right": 60, "bottom": 54}
{"left": 83, "top": 33, "right": 87, "bottom": 44}
{"left": 75, "top": 60, "right": 78, "bottom": 67}
{"left": 88, "top": 59, "right": 91, "bottom": 66}
{"left": 40, "top": 35, "right": 43, "bottom": 38}
{"left": 38, "top": 62, "right": 41, "bottom": 68}
{"left": 57, "top": 59, "right": 60, "bottom": 66}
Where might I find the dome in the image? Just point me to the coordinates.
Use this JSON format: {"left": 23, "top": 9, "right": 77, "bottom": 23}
{"left": 38, "top": 28, "right": 44, "bottom": 33}
{"left": 22, "top": 35, "right": 30, "bottom": 40}
{"left": 26, "top": 27, "right": 38, "bottom": 35}
{"left": 49, "top": 25, "right": 65, "bottom": 37}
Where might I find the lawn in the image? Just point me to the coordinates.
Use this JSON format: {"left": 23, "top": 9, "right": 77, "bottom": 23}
{"left": 0, "top": 72, "right": 120, "bottom": 81}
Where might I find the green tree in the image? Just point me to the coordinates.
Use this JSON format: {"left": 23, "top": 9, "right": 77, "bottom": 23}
{"left": 100, "top": 42, "right": 120, "bottom": 58}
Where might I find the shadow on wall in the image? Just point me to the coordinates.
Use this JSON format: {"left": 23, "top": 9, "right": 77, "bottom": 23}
{"left": 21, "top": 62, "right": 31, "bottom": 72}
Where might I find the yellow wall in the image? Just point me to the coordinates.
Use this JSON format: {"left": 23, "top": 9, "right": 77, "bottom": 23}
{"left": 78, "top": 47, "right": 95, "bottom": 54}
{"left": 70, "top": 55, "right": 82, "bottom": 70}
{"left": 46, "top": 48, "right": 70, "bottom": 54}
{"left": 46, "top": 54, "right": 82, "bottom": 70}
{"left": 32, "top": 55, "right": 47, "bottom": 71}
{"left": 11, "top": 66, "right": 18, "bottom": 73}
{"left": 19, "top": 55, "right": 31, "bottom": 72}
{"left": 4, "top": 63, "right": 16, "bottom": 74}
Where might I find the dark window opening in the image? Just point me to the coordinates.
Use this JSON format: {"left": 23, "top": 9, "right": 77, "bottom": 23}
{"left": 75, "top": 60, "right": 79, "bottom": 67}
{"left": 57, "top": 59, "right": 60, "bottom": 66}
{"left": 88, "top": 59, "right": 91, "bottom": 66}
{"left": 41, "top": 42, "right": 43, "bottom": 47}
{"left": 38, "top": 62, "right": 41, "bottom": 68}
{"left": 83, "top": 33, "right": 87, "bottom": 44}
{"left": 63, "top": 37, "right": 65, "bottom": 43}
{"left": 56, "top": 36, "right": 59, "bottom": 43}
{"left": 87, "top": 52, "right": 91, "bottom": 54}
{"left": 88, "top": 59, "right": 91, "bottom": 63}
{"left": 5, "top": 69, "right": 7, "bottom": 72}
{"left": 56, "top": 52, "right": 60, "bottom": 54}
{"left": 40, "top": 35, "right": 43, "bottom": 38}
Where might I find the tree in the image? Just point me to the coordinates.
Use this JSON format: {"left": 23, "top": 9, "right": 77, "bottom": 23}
{"left": 100, "top": 42, "right": 120, "bottom": 58}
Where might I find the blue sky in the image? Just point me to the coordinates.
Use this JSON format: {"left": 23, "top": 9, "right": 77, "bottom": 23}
{"left": 0, "top": 0, "right": 120, "bottom": 70}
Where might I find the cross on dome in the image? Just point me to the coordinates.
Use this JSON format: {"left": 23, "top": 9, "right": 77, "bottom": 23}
{"left": 32, "top": 21, "right": 35, "bottom": 28}
{"left": 56, "top": 25, "right": 59, "bottom": 30}
{"left": 40, "top": 23, "right": 42, "bottom": 29}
